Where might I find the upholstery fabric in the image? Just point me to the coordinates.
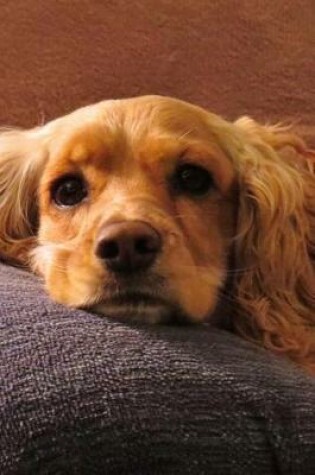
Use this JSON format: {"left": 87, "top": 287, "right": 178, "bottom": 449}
{"left": 1, "top": 264, "right": 315, "bottom": 475}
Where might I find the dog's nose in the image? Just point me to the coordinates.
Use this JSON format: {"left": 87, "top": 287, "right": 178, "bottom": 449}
{"left": 95, "top": 220, "right": 162, "bottom": 273}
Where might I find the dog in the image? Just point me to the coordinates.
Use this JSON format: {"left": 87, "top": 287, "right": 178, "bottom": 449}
{"left": 0, "top": 95, "right": 314, "bottom": 373}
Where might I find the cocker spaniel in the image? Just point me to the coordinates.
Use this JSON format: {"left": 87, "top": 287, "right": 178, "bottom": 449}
{"left": 0, "top": 96, "right": 314, "bottom": 373}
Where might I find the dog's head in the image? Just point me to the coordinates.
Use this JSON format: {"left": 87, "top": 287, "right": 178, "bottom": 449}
{"left": 0, "top": 96, "right": 314, "bottom": 370}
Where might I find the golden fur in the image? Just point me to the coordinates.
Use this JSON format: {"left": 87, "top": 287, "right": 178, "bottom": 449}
{"left": 0, "top": 96, "right": 314, "bottom": 373}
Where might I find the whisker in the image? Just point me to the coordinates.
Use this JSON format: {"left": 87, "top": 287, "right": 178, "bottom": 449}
{"left": 225, "top": 266, "right": 255, "bottom": 275}
{"left": 177, "top": 128, "right": 196, "bottom": 141}
{"left": 171, "top": 263, "right": 253, "bottom": 275}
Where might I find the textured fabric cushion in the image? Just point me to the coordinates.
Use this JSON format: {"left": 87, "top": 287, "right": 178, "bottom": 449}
{"left": 1, "top": 264, "right": 315, "bottom": 475}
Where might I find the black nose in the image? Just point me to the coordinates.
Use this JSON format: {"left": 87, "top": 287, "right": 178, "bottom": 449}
{"left": 95, "top": 220, "right": 162, "bottom": 273}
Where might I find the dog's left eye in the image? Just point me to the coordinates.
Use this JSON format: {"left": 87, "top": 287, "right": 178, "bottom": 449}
{"left": 52, "top": 175, "right": 88, "bottom": 207}
{"left": 171, "top": 164, "right": 214, "bottom": 196}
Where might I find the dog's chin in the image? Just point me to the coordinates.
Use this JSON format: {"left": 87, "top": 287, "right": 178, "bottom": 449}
{"left": 90, "top": 294, "right": 187, "bottom": 325}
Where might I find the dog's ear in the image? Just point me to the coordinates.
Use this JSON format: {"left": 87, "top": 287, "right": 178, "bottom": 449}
{"left": 0, "top": 127, "right": 48, "bottom": 266}
{"left": 232, "top": 117, "right": 315, "bottom": 373}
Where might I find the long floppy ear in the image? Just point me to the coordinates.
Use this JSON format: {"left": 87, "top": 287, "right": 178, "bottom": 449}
{"left": 0, "top": 127, "right": 48, "bottom": 266}
{"left": 232, "top": 117, "right": 315, "bottom": 373}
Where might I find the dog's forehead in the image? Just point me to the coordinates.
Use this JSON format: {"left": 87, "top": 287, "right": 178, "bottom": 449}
{"left": 110, "top": 96, "right": 218, "bottom": 139}
{"left": 46, "top": 96, "right": 229, "bottom": 169}
{"left": 67, "top": 96, "right": 214, "bottom": 141}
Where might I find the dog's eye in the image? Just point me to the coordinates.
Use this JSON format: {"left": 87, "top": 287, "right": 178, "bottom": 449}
{"left": 52, "top": 175, "right": 88, "bottom": 207}
{"left": 171, "top": 164, "right": 214, "bottom": 196}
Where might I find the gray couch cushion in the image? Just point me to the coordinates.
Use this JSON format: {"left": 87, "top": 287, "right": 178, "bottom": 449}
{"left": 1, "top": 263, "right": 315, "bottom": 474}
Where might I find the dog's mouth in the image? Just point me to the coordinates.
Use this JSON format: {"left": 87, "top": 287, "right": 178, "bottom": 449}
{"left": 91, "top": 291, "right": 185, "bottom": 324}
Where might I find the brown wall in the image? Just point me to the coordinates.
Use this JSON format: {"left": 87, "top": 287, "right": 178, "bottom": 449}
{"left": 0, "top": 0, "right": 314, "bottom": 143}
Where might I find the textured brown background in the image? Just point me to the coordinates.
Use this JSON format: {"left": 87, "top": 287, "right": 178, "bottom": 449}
{"left": 0, "top": 0, "right": 314, "bottom": 142}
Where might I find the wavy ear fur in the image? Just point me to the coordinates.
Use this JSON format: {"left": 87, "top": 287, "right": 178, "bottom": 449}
{"left": 232, "top": 117, "right": 315, "bottom": 373}
{"left": 0, "top": 128, "right": 48, "bottom": 265}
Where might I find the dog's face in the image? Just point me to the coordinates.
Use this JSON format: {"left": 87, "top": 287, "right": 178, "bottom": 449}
{"left": 0, "top": 95, "right": 314, "bottom": 372}
{"left": 35, "top": 97, "right": 238, "bottom": 322}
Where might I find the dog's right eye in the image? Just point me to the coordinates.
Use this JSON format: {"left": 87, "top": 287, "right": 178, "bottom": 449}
{"left": 52, "top": 175, "right": 88, "bottom": 207}
{"left": 170, "top": 163, "right": 214, "bottom": 197}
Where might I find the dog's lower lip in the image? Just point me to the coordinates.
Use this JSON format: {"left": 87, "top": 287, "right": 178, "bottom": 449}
{"left": 92, "top": 291, "right": 179, "bottom": 324}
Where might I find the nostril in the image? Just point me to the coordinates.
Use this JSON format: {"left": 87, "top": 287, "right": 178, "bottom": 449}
{"left": 135, "top": 237, "right": 157, "bottom": 254}
{"left": 98, "top": 240, "right": 119, "bottom": 260}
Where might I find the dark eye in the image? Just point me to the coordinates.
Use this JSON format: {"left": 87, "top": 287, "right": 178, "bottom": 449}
{"left": 171, "top": 164, "right": 214, "bottom": 196}
{"left": 52, "top": 175, "right": 88, "bottom": 207}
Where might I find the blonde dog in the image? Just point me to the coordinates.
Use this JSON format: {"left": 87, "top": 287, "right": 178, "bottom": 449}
{"left": 0, "top": 96, "right": 314, "bottom": 373}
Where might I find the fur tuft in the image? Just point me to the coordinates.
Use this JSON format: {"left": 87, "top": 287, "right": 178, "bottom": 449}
{"left": 232, "top": 118, "right": 315, "bottom": 373}
{"left": 0, "top": 128, "right": 47, "bottom": 264}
